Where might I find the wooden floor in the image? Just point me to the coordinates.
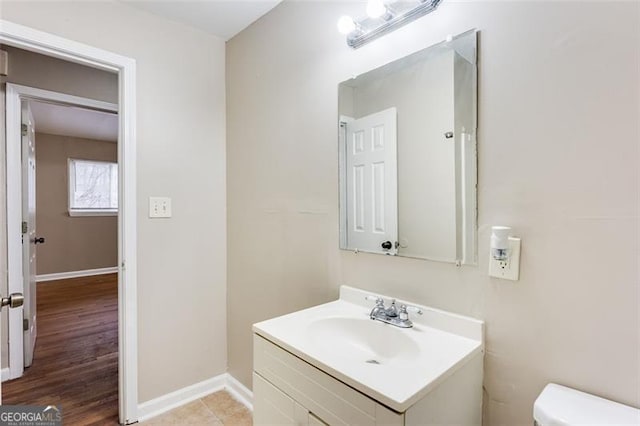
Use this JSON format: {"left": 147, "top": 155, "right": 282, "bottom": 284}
{"left": 3, "top": 274, "right": 119, "bottom": 425}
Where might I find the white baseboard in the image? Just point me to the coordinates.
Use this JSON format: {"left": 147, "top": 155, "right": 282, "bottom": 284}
{"left": 137, "top": 373, "right": 253, "bottom": 423}
{"left": 225, "top": 374, "right": 253, "bottom": 411}
{"left": 1, "top": 367, "right": 10, "bottom": 382}
{"left": 36, "top": 267, "right": 118, "bottom": 282}
{"left": 137, "top": 374, "right": 227, "bottom": 422}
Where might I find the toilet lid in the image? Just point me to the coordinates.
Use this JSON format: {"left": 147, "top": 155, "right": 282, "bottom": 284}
{"left": 534, "top": 384, "right": 640, "bottom": 425}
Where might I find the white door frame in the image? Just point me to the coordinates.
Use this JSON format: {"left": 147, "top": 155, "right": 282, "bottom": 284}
{"left": 1, "top": 20, "right": 138, "bottom": 424}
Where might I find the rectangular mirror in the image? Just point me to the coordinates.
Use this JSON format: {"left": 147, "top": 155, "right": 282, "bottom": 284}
{"left": 338, "top": 29, "right": 477, "bottom": 265}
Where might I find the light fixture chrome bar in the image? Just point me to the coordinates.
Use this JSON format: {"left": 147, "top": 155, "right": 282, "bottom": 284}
{"left": 346, "top": 0, "right": 443, "bottom": 49}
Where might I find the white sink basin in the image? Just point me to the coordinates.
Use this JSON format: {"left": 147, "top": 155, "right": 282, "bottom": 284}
{"left": 253, "top": 286, "right": 484, "bottom": 412}
{"left": 307, "top": 317, "right": 421, "bottom": 363}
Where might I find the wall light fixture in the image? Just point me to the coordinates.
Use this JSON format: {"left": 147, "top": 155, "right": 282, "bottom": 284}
{"left": 337, "top": 0, "right": 443, "bottom": 49}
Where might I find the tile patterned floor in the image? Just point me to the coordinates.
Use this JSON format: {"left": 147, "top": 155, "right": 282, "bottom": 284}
{"left": 142, "top": 391, "right": 252, "bottom": 425}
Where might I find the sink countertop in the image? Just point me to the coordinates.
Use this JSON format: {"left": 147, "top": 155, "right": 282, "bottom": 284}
{"left": 253, "top": 285, "right": 484, "bottom": 413}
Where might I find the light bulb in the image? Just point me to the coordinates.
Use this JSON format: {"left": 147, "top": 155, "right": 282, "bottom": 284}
{"left": 337, "top": 15, "right": 356, "bottom": 35}
{"left": 366, "top": 0, "right": 387, "bottom": 18}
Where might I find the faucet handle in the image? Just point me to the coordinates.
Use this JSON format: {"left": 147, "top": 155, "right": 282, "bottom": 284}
{"left": 402, "top": 304, "right": 423, "bottom": 315}
{"left": 365, "top": 295, "right": 385, "bottom": 306}
{"left": 398, "top": 304, "right": 423, "bottom": 323}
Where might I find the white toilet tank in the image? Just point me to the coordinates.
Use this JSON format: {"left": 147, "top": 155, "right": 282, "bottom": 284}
{"left": 534, "top": 383, "right": 640, "bottom": 425}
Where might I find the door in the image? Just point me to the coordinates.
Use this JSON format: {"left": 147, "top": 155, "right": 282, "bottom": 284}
{"left": 0, "top": 293, "right": 24, "bottom": 399}
{"left": 345, "top": 107, "right": 398, "bottom": 254}
{"left": 21, "top": 101, "right": 38, "bottom": 368}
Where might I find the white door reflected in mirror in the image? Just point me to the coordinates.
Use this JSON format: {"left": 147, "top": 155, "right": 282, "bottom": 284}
{"left": 338, "top": 29, "right": 478, "bottom": 265}
{"left": 343, "top": 108, "right": 398, "bottom": 255}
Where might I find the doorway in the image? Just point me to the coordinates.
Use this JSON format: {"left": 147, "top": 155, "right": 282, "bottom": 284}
{"left": 1, "top": 21, "right": 138, "bottom": 424}
{"left": 2, "top": 95, "right": 120, "bottom": 422}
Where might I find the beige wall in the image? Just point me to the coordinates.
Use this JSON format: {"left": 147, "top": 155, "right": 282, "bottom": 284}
{"left": 1, "top": 0, "right": 227, "bottom": 404}
{"left": 35, "top": 133, "right": 118, "bottom": 275}
{"left": 227, "top": 2, "right": 639, "bottom": 425}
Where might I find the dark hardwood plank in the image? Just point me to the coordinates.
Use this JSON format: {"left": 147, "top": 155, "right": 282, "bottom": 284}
{"left": 2, "top": 274, "right": 119, "bottom": 425}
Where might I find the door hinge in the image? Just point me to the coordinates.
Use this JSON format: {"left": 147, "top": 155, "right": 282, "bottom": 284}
{"left": 23, "top": 318, "right": 28, "bottom": 331}
{"left": 21, "top": 124, "right": 28, "bottom": 137}
{"left": 22, "top": 221, "right": 27, "bottom": 234}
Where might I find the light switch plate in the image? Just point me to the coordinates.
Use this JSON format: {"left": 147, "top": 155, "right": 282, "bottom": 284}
{"left": 489, "top": 237, "right": 521, "bottom": 280}
{"left": 149, "top": 197, "right": 172, "bottom": 218}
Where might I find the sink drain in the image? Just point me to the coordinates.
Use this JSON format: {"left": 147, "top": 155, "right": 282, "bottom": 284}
{"left": 365, "top": 359, "right": 381, "bottom": 365}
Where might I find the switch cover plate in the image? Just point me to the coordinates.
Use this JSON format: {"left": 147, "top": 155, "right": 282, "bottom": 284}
{"left": 489, "top": 237, "right": 521, "bottom": 280}
{"left": 149, "top": 197, "right": 172, "bottom": 218}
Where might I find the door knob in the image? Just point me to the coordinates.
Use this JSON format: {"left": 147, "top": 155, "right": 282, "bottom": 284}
{"left": 381, "top": 241, "right": 393, "bottom": 250}
{"left": 34, "top": 237, "right": 45, "bottom": 244}
{"left": 1, "top": 293, "right": 24, "bottom": 309}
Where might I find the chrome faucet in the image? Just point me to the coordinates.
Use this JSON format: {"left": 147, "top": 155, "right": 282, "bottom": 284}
{"left": 365, "top": 295, "right": 423, "bottom": 328}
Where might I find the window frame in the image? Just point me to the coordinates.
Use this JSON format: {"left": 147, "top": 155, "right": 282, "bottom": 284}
{"left": 68, "top": 158, "right": 119, "bottom": 217}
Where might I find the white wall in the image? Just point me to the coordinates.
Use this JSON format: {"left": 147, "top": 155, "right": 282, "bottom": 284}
{"left": 227, "top": 1, "right": 639, "bottom": 425}
{"left": 1, "top": 1, "right": 227, "bottom": 404}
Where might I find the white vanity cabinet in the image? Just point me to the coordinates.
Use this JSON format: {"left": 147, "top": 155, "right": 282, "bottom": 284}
{"left": 252, "top": 286, "right": 484, "bottom": 426}
{"left": 253, "top": 335, "right": 403, "bottom": 426}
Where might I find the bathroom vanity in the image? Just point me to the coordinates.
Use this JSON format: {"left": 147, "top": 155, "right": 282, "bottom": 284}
{"left": 252, "top": 286, "right": 484, "bottom": 425}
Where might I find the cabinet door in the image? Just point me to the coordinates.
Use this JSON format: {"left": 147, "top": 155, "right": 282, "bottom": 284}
{"left": 254, "top": 372, "right": 308, "bottom": 426}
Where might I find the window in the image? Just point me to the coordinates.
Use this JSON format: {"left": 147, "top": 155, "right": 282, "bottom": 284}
{"left": 68, "top": 159, "right": 118, "bottom": 216}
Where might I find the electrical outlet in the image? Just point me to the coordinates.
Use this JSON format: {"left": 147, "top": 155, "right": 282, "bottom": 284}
{"left": 149, "top": 197, "right": 172, "bottom": 218}
{"left": 489, "top": 237, "right": 521, "bottom": 280}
